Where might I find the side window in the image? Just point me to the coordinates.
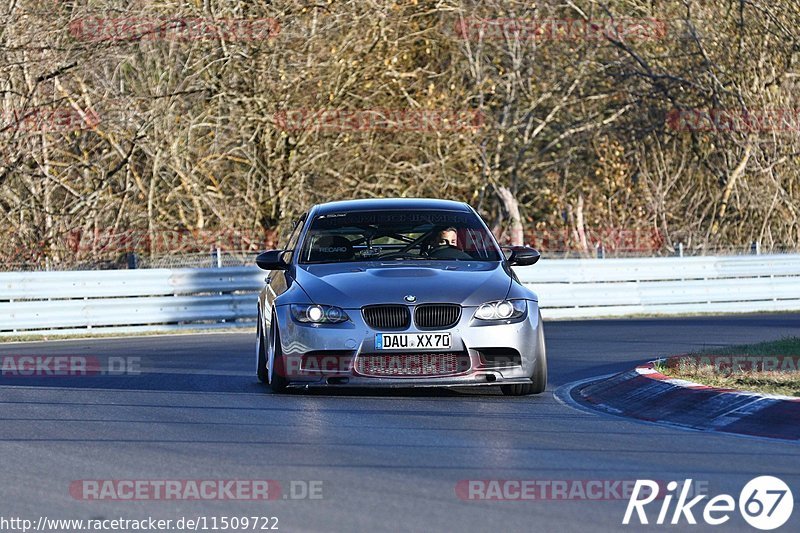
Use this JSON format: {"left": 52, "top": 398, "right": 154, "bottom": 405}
{"left": 283, "top": 214, "right": 306, "bottom": 260}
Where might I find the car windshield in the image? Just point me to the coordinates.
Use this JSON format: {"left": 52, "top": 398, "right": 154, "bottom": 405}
{"left": 299, "top": 209, "right": 502, "bottom": 264}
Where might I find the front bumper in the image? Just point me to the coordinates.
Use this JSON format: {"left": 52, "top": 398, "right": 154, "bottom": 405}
{"left": 273, "top": 300, "right": 542, "bottom": 389}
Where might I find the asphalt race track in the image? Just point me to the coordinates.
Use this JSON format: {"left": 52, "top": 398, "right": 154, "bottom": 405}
{"left": 1, "top": 314, "right": 799, "bottom": 532}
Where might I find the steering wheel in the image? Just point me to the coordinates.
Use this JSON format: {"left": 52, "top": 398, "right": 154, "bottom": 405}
{"left": 426, "top": 245, "right": 473, "bottom": 260}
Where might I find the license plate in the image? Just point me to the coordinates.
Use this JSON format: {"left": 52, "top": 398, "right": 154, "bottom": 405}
{"left": 375, "top": 332, "right": 451, "bottom": 350}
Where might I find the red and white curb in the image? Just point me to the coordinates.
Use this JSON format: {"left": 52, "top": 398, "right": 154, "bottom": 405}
{"left": 578, "top": 362, "right": 800, "bottom": 441}
{"left": 637, "top": 363, "right": 800, "bottom": 399}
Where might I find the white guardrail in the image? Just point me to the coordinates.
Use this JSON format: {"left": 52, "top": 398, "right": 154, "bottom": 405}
{"left": 1, "top": 254, "right": 799, "bottom": 335}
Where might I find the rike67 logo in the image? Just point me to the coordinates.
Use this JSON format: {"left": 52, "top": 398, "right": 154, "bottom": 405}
{"left": 624, "top": 476, "right": 793, "bottom": 530}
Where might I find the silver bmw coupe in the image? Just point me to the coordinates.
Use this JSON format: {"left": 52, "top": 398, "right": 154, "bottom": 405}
{"left": 255, "top": 198, "right": 546, "bottom": 395}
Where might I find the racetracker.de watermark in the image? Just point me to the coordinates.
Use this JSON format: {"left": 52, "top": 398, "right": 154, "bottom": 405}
{"left": 455, "top": 18, "right": 667, "bottom": 42}
{"left": 666, "top": 108, "right": 800, "bottom": 133}
{"left": 69, "top": 479, "right": 323, "bottom": 501}
{"left": 57, "top": 227, "right": 277, "bottom": 254}
{"left": 524, "top": 227, "right": 664, "bottom": 252}
{"left": 69, "top": 17, "right": 280, "bottom": 42}
{"left": 0, "top": 356, "right": 140, "bottom": 377}
{"left": 455, "top": 479, "right": 709, "bottom": 501}
{"left": 663, "top": 355, "right": 800, "bottom": 376}
{"left": 1, "top": 108, "right": 100, "bottom": 133}
{"left": 274, "top": 109, "right": 484, "bottom": 132}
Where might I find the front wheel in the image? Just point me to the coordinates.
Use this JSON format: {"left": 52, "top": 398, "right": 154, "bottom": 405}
{"left": 502, "top": 313, "right": 547, "bottom": 396}
{"left": 267, "top": 313, "right": 290, "bottom": 393}
{"left": 256, "top": 310, "right": 268, "bottom": 383}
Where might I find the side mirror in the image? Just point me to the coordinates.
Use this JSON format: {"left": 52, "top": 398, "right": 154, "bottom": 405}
{"left": 256, "top": 250, "right": 290, "bottom": 271}
{"left": 506, "top": 246, "right": 540, "bottom": 266}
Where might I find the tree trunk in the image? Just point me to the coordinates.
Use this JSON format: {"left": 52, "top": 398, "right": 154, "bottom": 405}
{"left": 497, "top": 186, "right": 523, "bottom": 246}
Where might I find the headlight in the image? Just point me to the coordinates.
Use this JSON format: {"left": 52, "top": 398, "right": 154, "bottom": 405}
{"left": 473, "top": 300, "right": 526, "bottom": 321}
{"left": 290, "top": 304, "right": 350, "bottom": 324}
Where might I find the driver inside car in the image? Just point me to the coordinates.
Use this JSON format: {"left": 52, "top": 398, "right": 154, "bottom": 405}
{"left": 425, "top": 227, "right": 472, "bottom": 259}
{"left": 435, "top": 227, "right": 459, "bottom": 248}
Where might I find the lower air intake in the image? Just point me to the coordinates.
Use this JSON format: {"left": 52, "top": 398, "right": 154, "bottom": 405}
{"left": 355, "top": 352, "right": 470, "bottom": 377}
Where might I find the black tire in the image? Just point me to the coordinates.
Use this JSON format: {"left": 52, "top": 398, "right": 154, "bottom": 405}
{"left": 256, "top": 310, "right": 268, "bottom": 384}
{"left": 500, "top": 383, "right": 533, "bottom": 396}
{"left": 268, "top": 313, "right": 290, "bottom": 393}
{"left": 502, "top": 313, "right": 547, "bottom": 396}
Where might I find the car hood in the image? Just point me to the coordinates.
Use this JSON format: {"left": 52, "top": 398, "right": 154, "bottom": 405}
{"left": 293, "top": 261, "right": 512, "bottom": 308}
